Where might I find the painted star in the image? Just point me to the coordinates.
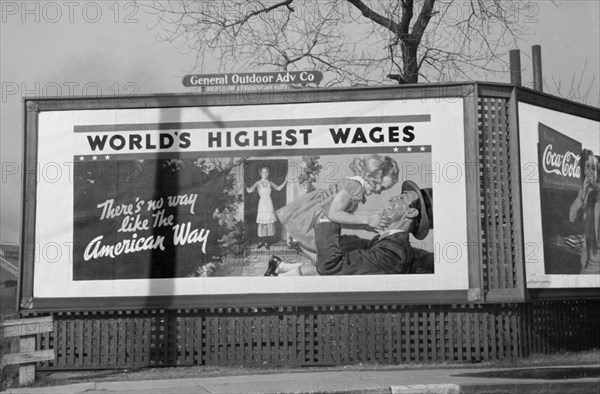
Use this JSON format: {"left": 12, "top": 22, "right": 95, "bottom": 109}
{"left": 105, "top": 155, "right": 110, "bottom": 160}
{"left": 393, "top": 147, "right": 399, "bottom": 152}
{"left": 92, "top": 155, "right": 97, "bottom": 161}
{"left": 79, "top": 156, "right": 84, "bottom": 161}
{"left": 406, "top": 147, "right": 413, "bottom": 152}
{"left": 420, "top": 146, "right": 426, "bottom": 151}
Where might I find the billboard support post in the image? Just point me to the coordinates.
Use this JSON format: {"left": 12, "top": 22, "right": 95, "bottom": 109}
{"left": 464, "top": 86, "right": 484, "bottom": 302}
{"left": 509, "top": 50, "right": 522, "bottom": 86}
{"left": 532, "top": 45, "right": 543, "bottom": 92}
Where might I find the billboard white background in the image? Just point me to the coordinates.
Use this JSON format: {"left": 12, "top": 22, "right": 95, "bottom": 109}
{"left": 519, "top": 102, "right": 600, "bottom": 288}
{"left": 32, "top": 98, "right": 469, "bottom": 299}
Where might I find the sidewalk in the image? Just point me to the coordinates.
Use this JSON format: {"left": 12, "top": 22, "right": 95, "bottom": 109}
{"left": 5, "top": 364, "right": 599, "bottom": 394}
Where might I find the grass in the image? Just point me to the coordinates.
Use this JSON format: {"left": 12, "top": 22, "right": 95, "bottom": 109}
{"left": 18, "top": 349, "right": 599, "bottom": 389}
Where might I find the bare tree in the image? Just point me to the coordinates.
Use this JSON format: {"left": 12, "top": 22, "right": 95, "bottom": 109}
{"left": 547, "top": 60, "right": 599, "bottom": 107}
{"left": 141, "top": 0, "right": 530, "bottom": 86}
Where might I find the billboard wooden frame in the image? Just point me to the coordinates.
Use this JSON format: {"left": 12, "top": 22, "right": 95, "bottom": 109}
{"left": 475, "top": 83, "right": 527, "bottom": 303}
{"left": 512, "top": 85, "right": 600, "bottom": 301}
{"left": 20, "top": 83, "right": 480, "bottom": 311}
{"left": 19, "top": 82, "right": 600, "bottom": 312}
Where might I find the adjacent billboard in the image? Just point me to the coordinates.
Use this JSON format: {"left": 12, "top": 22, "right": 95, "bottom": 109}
{"left": 24, "top": 93, "right": 470, "bottom": 308}
{"left": 519, "top": 102, "right": 600, "bottom": 288}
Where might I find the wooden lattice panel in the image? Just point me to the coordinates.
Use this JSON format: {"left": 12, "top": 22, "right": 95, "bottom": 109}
{"left": 28, "top": 301, "right": 599, "bottom": 370}
{"left": 478, "top": 96, "right": 520, "bottom": 295}
{"left": 520, "top": 300, "right": 600, "bottom": 356}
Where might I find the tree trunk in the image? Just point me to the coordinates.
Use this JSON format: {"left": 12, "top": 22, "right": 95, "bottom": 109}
{"left": 402, "top": 43, "right": 419, "bottom": 84}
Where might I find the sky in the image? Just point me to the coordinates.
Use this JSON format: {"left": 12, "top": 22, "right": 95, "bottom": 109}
{"left": 1, "top": 0, "right": 599, "bottom": 245}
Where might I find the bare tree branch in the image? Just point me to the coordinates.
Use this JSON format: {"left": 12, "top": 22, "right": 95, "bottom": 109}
{"left": 548, "top": 59, "right": 599, "bottom": 106}
{"left": 139, "top": 0, "right": 583, "bottom": 93}
{"left": 346, "top": 0, "right": 401, "bottom": 33}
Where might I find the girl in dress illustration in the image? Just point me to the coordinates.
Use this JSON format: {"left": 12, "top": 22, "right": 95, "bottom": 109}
{"left": 266, "top": 154, "right": 399, "bottom": 276}
{"left": 246, "top": 167, "right": 287, "bottom": 249}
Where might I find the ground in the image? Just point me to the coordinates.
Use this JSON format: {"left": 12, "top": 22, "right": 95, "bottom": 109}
{"left": 2, "top": 350, "right": 598, "bottom": 390}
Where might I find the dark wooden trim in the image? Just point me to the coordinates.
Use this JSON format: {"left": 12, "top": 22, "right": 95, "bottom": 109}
{"left": 485, "top": 288, "right": 527, "bottom": 302}
{"left": 463, "top": 86, "right": 483, "bottom": 302}
{"left": 516, "top": 87, "right": 600, "bottom": 121}
{"left": 477, "top": 84, "right": 514, "bottom": 99}
{"left": 19, "top": 101, "right": 39, "bottom": 310}
{"left": 26, "top": 290, "right": 470, "bottom": 311}
{"left": 25, "top": 83, "right": 476, "bottom": 111}
{"left": 507, "top": 88, "right": 527, "bottom": 301}
{"left": 527, "top": 288, "right": 600, "bottom": 301}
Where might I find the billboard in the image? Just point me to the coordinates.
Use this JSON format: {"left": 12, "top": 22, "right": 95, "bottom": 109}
{"left": 520, "top": 103, "right": 600, "bottom": 288}
{"left": 24, "top": 94, "right": 470, "bottom": 308}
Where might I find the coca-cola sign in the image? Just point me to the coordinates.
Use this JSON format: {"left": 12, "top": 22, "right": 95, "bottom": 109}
{"left": 538, "top": 123, "right": 582, "bottom": 190}
{"left": 542, "top": 145, "right": 581, "bottom": 178}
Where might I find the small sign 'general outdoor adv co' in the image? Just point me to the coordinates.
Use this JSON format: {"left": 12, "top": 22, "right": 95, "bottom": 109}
{"left": 182, "top": 71, "right": 323, "bottom": 87}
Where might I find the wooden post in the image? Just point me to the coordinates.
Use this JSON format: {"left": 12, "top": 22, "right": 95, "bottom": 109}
{"left": 18, "top": 335, "right": 36, "bottom": 386}
{"left": 509, "top": 50, "right": 522, "bottom": 86}
{"left": 532, "top": 45, "right": 543, "bottom": 92}
{"left": 507, "top": 87, "right": 527, "bottom": 300}
{"left": 463, "top": 85, "right": 484, "bottom": 302}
